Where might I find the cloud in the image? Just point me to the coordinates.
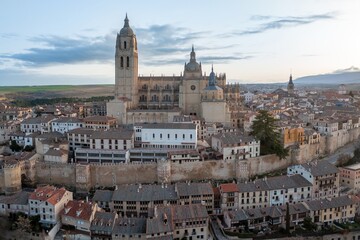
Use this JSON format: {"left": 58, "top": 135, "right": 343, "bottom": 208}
{"left": 0, "top": 33, "right": 18, "bottom": 39}
{"left": 135, "top": 24, "right": 209, "bottom": 56}
{"left": 1, "top": 24, "right": 246, "bottom": 69}
{"left": 236, "top": 12, "right": 336, "bottom": 36}
{"left": 142, "top": 54, "right": 252, "bottom": 66}
{"left": 1, "top": 34, "right": 115, "bottom": 66}
{"left": 333, "top": 66, "right": 360, "bottom": 74}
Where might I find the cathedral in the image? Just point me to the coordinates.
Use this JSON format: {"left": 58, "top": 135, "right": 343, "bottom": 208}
{"left": 107, "top": 15, "right": 241, "bottom": 126}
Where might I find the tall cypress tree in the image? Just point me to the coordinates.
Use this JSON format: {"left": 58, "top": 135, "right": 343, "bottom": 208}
{"left": 250, "top": 110, "right": 289, "bottom": 159}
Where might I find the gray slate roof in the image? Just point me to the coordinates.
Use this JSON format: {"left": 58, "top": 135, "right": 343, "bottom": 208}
{"left": 238, "top": 174, "right": 312, "bottom": 192}
{"left": 213, "top": 132, "right": 256, "bottom": 145}
{"left": 93, "top": 190, "right": 113, "bottom": 202}
{"left": 112, "top": 217, "right": 146, "bottom": 235}
{"left": 112, "top": 184, "right": 178, "bottom": 202}
{"left": 304, "top": 195, "right": 354, "bottom": 211}
{"left": 91, "top": 129, "right": 134, "bottom": 140}
{"left": 137, "top": 123, "right": 196, "bottom": 130}
{"left": 300, "top": 160, "right": 339, "bottom": 176}
{"left": 175, "top": 182, "right": 213, "bottom": 197}
{"left": 90, "top": 211, "right": 117, "bottom": 233}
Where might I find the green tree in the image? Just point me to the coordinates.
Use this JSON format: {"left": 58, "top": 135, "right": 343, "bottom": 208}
{"left": 15, "top": 215, "right": 32, "bottom": 233}
{"left": 250, "top": 110, "right": 289, "bottom": 159}
{"left": 303, "top": 217, "right": 317, "bottom": 231}
{"left": 10, "top": 140, "right": 22, "bottom": 152}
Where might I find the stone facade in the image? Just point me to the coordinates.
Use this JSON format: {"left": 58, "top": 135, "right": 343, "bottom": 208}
{"left": 107, "top": 15, "right": 241, "bottom": 126}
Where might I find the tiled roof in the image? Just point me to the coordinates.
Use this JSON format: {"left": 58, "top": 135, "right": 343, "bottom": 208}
{"left": 62, "top": 200, "right": 96, "bottom": 221}
{"left": 29, "top": 185, "right": 69, "bottom": 206}
{"left": 219, "top": 183, "right": 238, "bottom": 193}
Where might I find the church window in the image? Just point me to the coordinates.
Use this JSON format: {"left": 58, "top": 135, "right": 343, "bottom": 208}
{"left": 120, "top": 57, "right": 124, "bottom": 68}
{"left": 126, "top": 57, "right": 130, "bottom": 67}
{"left": 124, "top": 41, "right": 127, "bottom": 49}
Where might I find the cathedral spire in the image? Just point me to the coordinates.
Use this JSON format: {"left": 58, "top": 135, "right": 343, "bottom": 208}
{"left": 289, "top": 74, "right": 293, "bottom": 84}
{"left": 124, "top": 13, "right": 130, "bottom": 28}
{"left": 209, "top": 65, "right": 216, "bottom": 86}
{"left": 190, "top": 45, "right": 196, "bottom": 62}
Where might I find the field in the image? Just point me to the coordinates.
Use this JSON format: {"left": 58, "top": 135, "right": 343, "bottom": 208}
{"left": 0, "top": 84, "right": 114, "bottom": 99}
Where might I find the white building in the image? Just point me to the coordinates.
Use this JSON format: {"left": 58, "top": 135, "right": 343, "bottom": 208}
{"left": 20, "top": 116, "right": 56, "bottom": 134}
{"left": 244, "top": 92, "right": 255, "bottom": 103}
{"left": 51, "top": 117, "right": 83, "bottom": 134}
{"left": 29, "top": 185, "right": 73, "bottom": 227}
{"left": 313, "top": 118, "right": 339, "bottom": 135}
{"left": 287, "top": 161, "right": 339, "bottom": 199}
{"left": 134, "top": 123, "right": 197, "bottom": 149}
{"left": 90, "top": 129, "right": 134, "bottom": 150}
{"left": 212, "top": 132, "right": 260, "bottom": 160}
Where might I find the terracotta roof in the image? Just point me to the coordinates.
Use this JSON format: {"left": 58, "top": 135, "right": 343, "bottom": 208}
{"left": 62, "top": 200, "right": 96, "bottom": 221}
{"left": 219, "top": 183, "right": 238, "bottom": 193}
{"left": 29, "top": 185, "right": 69, "bottom": 206}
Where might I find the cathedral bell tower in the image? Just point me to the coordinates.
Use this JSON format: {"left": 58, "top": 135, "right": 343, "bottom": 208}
{"left": 115, "top": 14, "right": 139, "bottom": 108}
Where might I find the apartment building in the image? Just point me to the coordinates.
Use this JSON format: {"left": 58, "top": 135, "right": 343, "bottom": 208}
{"left": 61, "top": 200, "right": 100, "bottom": 232}
{"left": 287, "top": 161, "right": 339, "bottom": 199}
{"left": 90, "top": 211, "right": 118, "bottom": 239}
{"left": 0, "top": 191, "right": 30, "bottom": 216}
{"left": 224, "top": 195, "right": 355, "bottom": 231}
{"left": 212, "top": 132, "right": 260, "bottom": 160}
{"left": 67, "top": 128, "right": 94, "bottom": 151}
{"left": 112, "top": 217, "right": 146, "bottom": 240}
{"left": 146, "top": 204, "right": 209, "bottom": 240}
{"left": 313, "top": 118, "right": 339, "bottom": 135}
{"left": 304, "top": 195, "right": 355, "bottom": 226}
{"left": 20, "top": 116, "right": 56, "bottom": 134}
{"left": 90, "top": 129, "right": 134, "bottom": 150}
{"left": 51, "top": 117, "right": 83, "bottom": 133}
{"left": 339, "top": 163, "right": 360, "bottom": 191}
{"left": 84, "top": 115, "right": 117, "bottom": 130}
{"left": 219, "top": 174, "right": 312, "bottom": 212}
{"left": 95, "top": 182, "right": 214, "bottom": 218}
{"left": 29, "top": 185, "right": 73, "bottom": 227}
{"left": 134, "top": 123, "right": 197, "bottom": 149}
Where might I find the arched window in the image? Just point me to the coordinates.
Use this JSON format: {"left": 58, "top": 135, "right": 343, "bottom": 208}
{"left": 120, "top": 57, "right": 124, "bottom": 68}
{"left": 126, "top": 57, "right": 130, "bottom": 67}
{"left": 124, "top": 41, "right": 127, "bottom": 49}
{"left": 152, "top": 95, "right": 159, "bottom": 102}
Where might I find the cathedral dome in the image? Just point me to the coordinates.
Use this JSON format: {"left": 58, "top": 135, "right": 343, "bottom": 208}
{"left": 185, "top": 61, "right": 201, "bottom": 72}
{"left": 184, "top": 45, "right": 201, "bottom": 72}
{"left": 120, "top": 14, "right": 134, "bottom": 36}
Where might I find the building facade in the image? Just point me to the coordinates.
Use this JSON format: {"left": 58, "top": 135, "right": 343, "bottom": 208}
{"left": 107, "top": 15, "right": 240, "bottom": 126}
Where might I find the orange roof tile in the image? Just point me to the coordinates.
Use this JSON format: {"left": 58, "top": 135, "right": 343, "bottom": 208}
{"left": 219, "top": 183, "right": 238, "bottom": 193}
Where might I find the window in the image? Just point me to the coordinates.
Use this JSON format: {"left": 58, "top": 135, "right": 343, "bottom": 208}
{"left": 120, "top": 57, "right": 124, "bottom": 68}
{"left": 190, "top": 134, "right": 193, "bottom": 139}
{"left": 127, "top": 56, "right": 130, "bottom": 67}
{"left": 124, "top": 41, "right": 127, "bottom": 49}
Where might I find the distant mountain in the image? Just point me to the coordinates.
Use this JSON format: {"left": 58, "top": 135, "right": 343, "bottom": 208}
{"left": 295, "top": 67, "right": 360, "bottom": 85}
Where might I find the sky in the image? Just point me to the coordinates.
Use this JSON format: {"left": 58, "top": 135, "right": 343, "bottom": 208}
{"left": 0, "top": 0, "right": 359, "bottom": 86}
